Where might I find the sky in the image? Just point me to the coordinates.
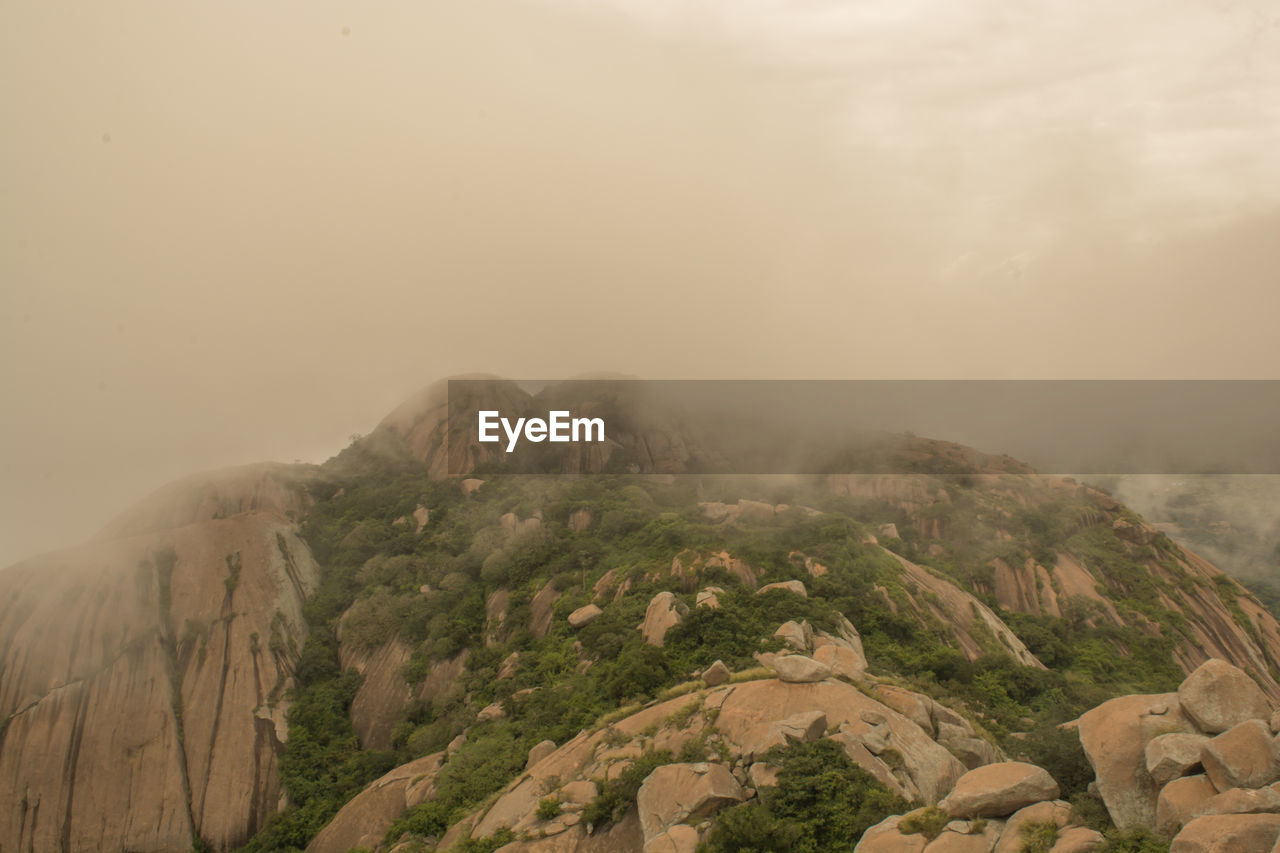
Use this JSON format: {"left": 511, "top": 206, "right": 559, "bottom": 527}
{"left": 2, "top": 0, "right": 1278, "bottom": 566}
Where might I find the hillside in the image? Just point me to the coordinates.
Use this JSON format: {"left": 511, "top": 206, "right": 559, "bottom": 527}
{"left": 1, "top": 380, "right": 1278, "bottom": 853}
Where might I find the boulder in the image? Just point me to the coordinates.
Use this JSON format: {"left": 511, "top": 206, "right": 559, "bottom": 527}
{"left": 559, "top": 780, "right": 598, "bottom": 807}
{"left": 993, "top": 800, "right": 1071, "bottom": 853}
{"left": 527, "top": 740, "right": 556, "bottom": 769}
{"left": 307, "top": 753, "right": 445, "bottom": 853}
{"left": 1158, "top": 775, "right": 1220, "bottom": 837}
{"left": 872, "top": 684, "right": 936, "bottom": 737}
{"left": 1170, "top": 814, "right": 1280, "bottom": 852}
{"left": 568, "top": 604, "right": 603, "bottom": 628}
{"left": 1202, "top": 719, "right": 1280, "bottom": 791}
{"left": 757, "top": 580, "right": 808, "bottom": 598}
{"left": 749, "top": 763, "right": 780, "bottom": 789}
{"left": 641, "top": 592, "right": 687, "bottom": 646}
{"left": 938, "top": 762, "right": 1060, "bottom": 818}
{"left": 1177, "top": 659, "right": 1273, "bottom": 735}
{"left": 1196, "top": 786, "right": 1280, "bottom": 818}
{"left": 854, "top": 816, "right": 928, "bottom": 853}
{"left": 477, "top": 702, "right": 507, "bottom": 724}
{"left": 1049, "top": 826, "right": 1105, "bottom": 852}
{"left": 695, "top": 587, "right": 724, "bottom": 609}
{"left": 1146, "top": 733, "right": 1210, "bottom": 787}
{"left": 702, "top": 660, "right": 731, "bottom": 688}
{"left": 772, "top": 655, "right": 831, "bottom": 684}
{"left": 636, "top": 763, "right": 744, "bottom": 846}
{"left": 1077, "top": 692, "right": 1193, "bottom": 829}
{"left": 925, "top": 819, "right": 1004, "bottom": 852}
{"left": 813, "top": 644, "right": 867, "bottom": 680}
{"left": 774, "top": 620, "right": 811, "bottom": 651}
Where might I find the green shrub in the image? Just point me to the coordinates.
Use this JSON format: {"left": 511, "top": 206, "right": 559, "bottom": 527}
{"left": 537, "top": 797, "right": 562, "bottom": 820}
{"left": 1018, "top": 820, "right": 1059, "bottom": 853}
{"left": 899, "top": 806, "right": 950, "bottom": 841}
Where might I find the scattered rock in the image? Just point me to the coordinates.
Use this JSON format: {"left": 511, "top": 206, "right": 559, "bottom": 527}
{"left": 568, "top": 604, "right": 603, "bottom": 628}
{"left": 1177, "top": 659, "right": 1273, "bottom": 735}
{"left": 642, "top": 592, "right": 687, "bottom": 647}
{"left": 872, "top": 684, "right": 936, "bottom": 737}
{"left": 695, "top": 587, "right": 724, "bottom": 609}
{"left": 477, "top": 702, "right": 507, "bottom": 724}
{"left": 1202, "top": 719, "right": 1280, "bottom": 791}
{"left": 771, "top": 655, "right": 830, "bottom": 684}
{"left": 702, "top": 660, "right": 731, "bottom": 687}
{"left": 757, "top": 580, "right": 808, "bottom": 598}
{"left": 938, "top": 762, "right": 1060, "bottom": 819}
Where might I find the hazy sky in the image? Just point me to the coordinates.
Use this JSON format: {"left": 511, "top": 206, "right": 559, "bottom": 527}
{"left": 3, "top": 0, "right": 1278, "bottom": 565}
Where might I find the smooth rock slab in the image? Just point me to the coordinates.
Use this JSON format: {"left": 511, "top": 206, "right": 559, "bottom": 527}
{"left": 938, "top": 762, "right": 1060, "bottom": 818}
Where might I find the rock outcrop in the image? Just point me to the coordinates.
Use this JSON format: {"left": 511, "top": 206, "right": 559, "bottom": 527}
{"left": 938, "top": 762, "right": 1060, "bottom": 818}
{"left": 0, "top": 494, "right": 319, "bottom": 852}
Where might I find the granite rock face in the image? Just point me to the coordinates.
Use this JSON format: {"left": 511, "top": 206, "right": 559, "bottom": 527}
{"left": 0, "top": 477, "right": 320, "bottom": 852}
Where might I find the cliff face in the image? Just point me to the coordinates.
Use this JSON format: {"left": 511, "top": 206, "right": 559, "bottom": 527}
{"left": 0, "top": 474, "right": 319, "bottom": 852}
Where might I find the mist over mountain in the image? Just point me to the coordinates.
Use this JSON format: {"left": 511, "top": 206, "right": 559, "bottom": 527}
{"left": 3, "top": 380, "right": 1280, "bottom": 852}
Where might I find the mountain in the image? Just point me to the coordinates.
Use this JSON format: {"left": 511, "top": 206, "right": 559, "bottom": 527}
{"left": 1, "top": 379, "right": 1277, "bottom": 853}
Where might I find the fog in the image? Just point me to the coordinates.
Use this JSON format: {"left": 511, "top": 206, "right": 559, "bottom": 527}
{"left": 3, "top": 0, "right": 1278, "bottom": 566}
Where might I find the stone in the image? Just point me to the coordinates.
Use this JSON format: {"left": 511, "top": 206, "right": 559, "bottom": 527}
{"left": 1146, "top": 733, "right": 1210, "bottom": 786}
{"left": 307, "top": 752, "right": 445, "bottom": 853}
{"left": 636, "top": 763, "right": 744, "bottom": 846}
{"left": 642, "top": 592, "right": 687, "bottom": 646}
{"left": 1177, "top": 659, "right": 1273, "bottom": 735}
{"left": 872, "top": 684, "right": 937, "bottom": 737}
{"left": 559, "top": 780, "right": 598, "bottom": 806}
{"left": 695, "top": 587, "right": 724, "bottom": 609}
{"left": 1158, "top": 775, "right": 1219, "bottom": 837}
{"left": 749, "top": 763, "right": 780, "bottom": 788}
{"left": 774, "top": 620, "right": 810, "bottom": 651}
{"left": 772, "top": 655, "right": 831, "bottom": 684}
{"left": 461, "top": 478, "right": 485, "bottom": 496}
{"left": 1196, "top": 786, "right": 1280, "bottom": 818}
{"left": 879, "top": 523, "right": 900, "bottom": 539}
{"left": 1169, "top": 814, "right": 1280, "bottom": 852}
{"left": 527, "top": 740, "right": 556, "bottom": 769}
{"left": 568, "top": 604, "right": 603, "bottom": 628}
{"left": 993, "top": 800, "right": 1072, "bottom": 853}
{"left": 477, "top": 702, "right": 507, "bottom": 724}
{"left": 925, "top": 819, "right": 1004, "bottom": 852}
{"left": 1077, "top": 692, "right": 1193, "bottom": 829}
{"left": 1202, "top": 719, "right": 1280, "bottom": 791}
{"left": 702, "top": 660, "right": 731, "bottom": 687}
{"left": 1049, "top": 826, "right": 1105, "bottom": 852}
{"left": 813, "top": 644, "right": 867, "bottom": 680}
{"left": 757, "top": 580, "right": 808, "bottom": 598}
{"left": 938, "top": 762, "right": 1060, "bottom": 819}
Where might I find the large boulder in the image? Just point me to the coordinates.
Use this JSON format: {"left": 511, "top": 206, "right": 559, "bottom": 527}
{"left": 527, "top": 740, "right": 557, "bottom": 769}
{"left": 702, "top": 660, "right": 731, "bottom": 687}
{"left": 772, "top": 655, "right": 831, "bottom": 684}
{"left": 813, "top": 644, "right": 867, "bottom": 680}
{"left": 1177, "top": 659, "right": 1273, "bottom": 735}
{"left": 1196, "top": 786, "right": 1280, "bottom": 818}
{"left": 938, "top": 762, "right": 1060, "bottom": 818}
{"left": 774, "top": 620, "right": 811, "bottom": 651}
{"left": 925, "top": 819, "right": 1005, "bottom": 852}
{"left": 636, "top": 763, "right": 744, "bottom": 847}
{"left": 757, "top": 580, "right": 808, "bottom": 598}
{"left": 1201, "top": 719, "right": 1280, "bottom": 791}
{"left": 1157, "top": 775, "right": 1220, "bottom": 837}
{"left": 1170, "top": 813, "right": 1280, "bottom": 852}
{"left": 1049, "top": 826, "right": 1105, "bottom": 852}
{"left": 1077, "top": 692, "right": 1193, "bottom": 829}
{"left": 644, "top": 824, "right": 700, "bottom": 853}
{"left": 1146, "top": 733, "right": 1210, "bottom": 787}
{"left": 641, "top": 592, "right": 687, "bottom": 646}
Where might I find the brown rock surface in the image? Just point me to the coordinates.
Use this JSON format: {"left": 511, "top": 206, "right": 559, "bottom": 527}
{"left": 641, "top": 592, "right": 686, "bottom": 646}
{"left": 0, "top": 507, "right": 319, "bottom": 852}
{"left": 855, "top": 815, "right": 928, "bottom": 852}
{"left": 1196, "top": 786, "right": 1280, "bottom": 817}
{"left": 1202, "top": 719, "right": 1280, "bottom": 791}
{"left": 1170, "top": 813, "right": 1280, "bottom": 852}
{"left": 569, "top": 604, "right": 603, "bottom": 628}
{"left": 993, "top": 800, "right": 1071, "bottom": 853}
{"left": 636, "top": 763, "right": 744, "bottom": 846}
{"left": 1158, "top": 775, "right": 1220, "bottom": 837}
{"left": 715, "top": 679, "right": 964, "bottom": 802}
{"left": 1078, "top": 692, "right": 1193, "bottom": 829}
{"left": 1049, "top": 826, "right": 1105, "bottom": 852}
{"left": 938, "top": 762, "right": 1060, "bottom": 818}
{"left": 1146, "top": 733, "right": 1210, "bottom": 787}
{"left": 772, "top": 655, "right": 831, "bottom": 683}
{"left": 813, "top": 644, "right": 867, "bottom": 680}
{"left": 924, "top": 819, "right": 1004, "bottom": 852}
{"left": 1178, "top": 659, "right": 1273, "bottom": 734}
{"left": 757, "top": 580, "right": 808, "bottom": 597}
{"left": 306, "top": 752, "right": 444, "bottom": 853}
